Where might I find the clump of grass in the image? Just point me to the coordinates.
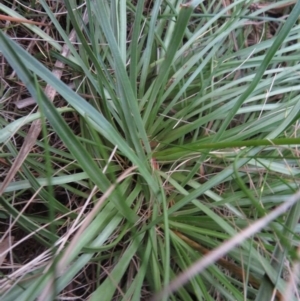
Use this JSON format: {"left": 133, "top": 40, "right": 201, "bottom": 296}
{"left": 1, "top": 1, "right": 300, "bottom": 300}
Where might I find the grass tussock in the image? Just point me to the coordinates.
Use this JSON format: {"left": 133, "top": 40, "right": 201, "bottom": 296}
{"left": 1, "top": 1, "right": 300, "bottom": 300}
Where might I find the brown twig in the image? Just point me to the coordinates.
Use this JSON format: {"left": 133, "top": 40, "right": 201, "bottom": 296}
{"left": 173, "top": 230, "right": 283, "bottom": 300}
{"left": 0, "top": 14, "right": 48, "bottom": 26}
